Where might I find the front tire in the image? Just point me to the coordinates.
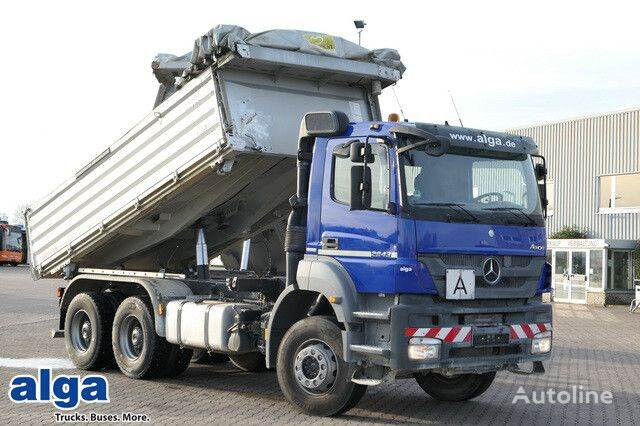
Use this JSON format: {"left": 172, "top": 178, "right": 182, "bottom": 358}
{"left": 414, "top": 371, "right": 496, "bottom": 401}
{"left": 276, "top": 316, "right": 366, "bottom": 416}
{"left": 64, "top": 292, "right": 114, "bottom": 370}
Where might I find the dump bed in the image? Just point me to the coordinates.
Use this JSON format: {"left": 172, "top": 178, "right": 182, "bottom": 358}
{"left": 26, "top": 32, "right": 403, "bottom": 279}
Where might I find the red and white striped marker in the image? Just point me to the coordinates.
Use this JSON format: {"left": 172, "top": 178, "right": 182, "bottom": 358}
{"left": 404, "top": 326, "right": 472, "bottom": 343}
{"left": 509, "top": 322, "right": 552, "bottom": 340}
{"left": 405, "top": 322, "right": 553, "bottom": 343}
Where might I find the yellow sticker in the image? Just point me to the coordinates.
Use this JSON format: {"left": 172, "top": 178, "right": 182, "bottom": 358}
{"left": 304, "top": 34, "right": 336, "bottom": 51}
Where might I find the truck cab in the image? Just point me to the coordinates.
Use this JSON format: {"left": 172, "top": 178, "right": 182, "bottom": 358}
{"left": 268, "top": 112, "right": 552, "bottom": 408}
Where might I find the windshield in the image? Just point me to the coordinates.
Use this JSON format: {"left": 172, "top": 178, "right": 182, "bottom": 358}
{"left": 400, "top": 149, "right": 544, "bottom": 226}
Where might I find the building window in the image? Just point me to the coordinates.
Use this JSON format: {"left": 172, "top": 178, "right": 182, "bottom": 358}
{"left": 546, "top": 180, "right": 554, "bottom": 216}
{"left": 599, "top": 172, "right": 640, "bottom": 213}
{"left": 607, "top": 250, "right": 634, "bottom": 290}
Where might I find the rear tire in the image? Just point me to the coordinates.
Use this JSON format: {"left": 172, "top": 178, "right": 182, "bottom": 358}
{"left": 414, "top": 371, "right": 496, "bottom": 401}
{"left": 191, "top": 349, "right": 210, "bottom": 364}
{"left": 276, "top": 316, "right": 366, "bottom": 416}
{"left": 111, "top": 296, "right": 171, "bottom": 379}
{"left": 64, "top": 292, "right": 115, "bottom": 370}
{"left": 229, "top": 352, "right": 266, "bottom": 372}
{"left": 192, "top": 349, "right": 228, "bottom": 364}
{"left": 210, "top": 352, "right": 229, "bottom": 363}
{"left": 162, "top": 346, "right": 193, "bottom": 378}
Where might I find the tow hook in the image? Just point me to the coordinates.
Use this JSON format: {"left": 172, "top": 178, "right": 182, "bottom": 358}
{"left": 508, "top": 361, "right": 545, "bottom": 375}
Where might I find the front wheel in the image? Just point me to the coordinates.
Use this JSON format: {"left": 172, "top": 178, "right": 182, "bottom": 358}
{"left": 414, "top": 371, "right": 496, "bottom": 401}
{"left": 276, "top": 316, "right": 366, "bottom": 416}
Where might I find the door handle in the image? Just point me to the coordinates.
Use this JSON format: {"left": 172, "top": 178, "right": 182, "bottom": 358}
{"left": 322, "top": 237, "right": 339, "bottom": 250}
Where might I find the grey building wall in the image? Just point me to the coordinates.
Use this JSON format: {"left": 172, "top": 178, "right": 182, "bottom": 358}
{"left": 508, "top": 108, "right": 640, "bottom": 240}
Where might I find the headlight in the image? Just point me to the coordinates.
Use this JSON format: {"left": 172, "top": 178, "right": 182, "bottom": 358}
{"left": 408, "top": 337, "right": 441, "bottom": 360}
{"left": 531, "top": 331, "right": 552, "bottom": 354}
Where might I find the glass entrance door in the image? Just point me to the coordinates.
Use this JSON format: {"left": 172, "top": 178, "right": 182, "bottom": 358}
{"left": 569, "top": 251, "right": 588, "bottom": 302}
{"left": 553, "top": 250, "right": 588, "bottom": 303}
{"left": 554, "top": 251, "right": 570, "bottom": 301}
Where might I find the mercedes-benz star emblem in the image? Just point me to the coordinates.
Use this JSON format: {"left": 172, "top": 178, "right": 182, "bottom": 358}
{"left": 482, "top": 257, "right": 501, "bottom": 285}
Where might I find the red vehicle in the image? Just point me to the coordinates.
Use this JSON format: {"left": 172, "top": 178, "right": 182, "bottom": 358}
{"left": 0, "top": 222, "right": 24, "bottom": 266}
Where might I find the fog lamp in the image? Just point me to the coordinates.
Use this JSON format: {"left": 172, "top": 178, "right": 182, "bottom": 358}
{"left": 408, "top": 337, "right": 441, "bottom": 360}
{"left": 531, "top": 331, "right": 552, "bottom": 354}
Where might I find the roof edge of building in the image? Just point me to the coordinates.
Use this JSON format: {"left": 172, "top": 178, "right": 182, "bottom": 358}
{"left": 506, "top": 105, "right": 640, "bottom": 132}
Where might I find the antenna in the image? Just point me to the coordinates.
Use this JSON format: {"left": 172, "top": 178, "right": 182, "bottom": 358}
{"left": 448, "top": 90, "right": 464, "bottom": 127}
{"left": 391, "top": 85, "right": 406, "bottom": 121}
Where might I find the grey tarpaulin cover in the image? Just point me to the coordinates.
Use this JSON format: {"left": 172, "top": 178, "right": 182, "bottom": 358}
{"left": 151, "top": 25, "right": 405, "bottom": 103}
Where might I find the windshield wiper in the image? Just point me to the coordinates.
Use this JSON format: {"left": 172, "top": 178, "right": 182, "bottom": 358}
{"left": 412, "top": 202, "right": 480, "bottom": 223}
{"left": 482, "top": 207, "right": 537, "bottom": 226}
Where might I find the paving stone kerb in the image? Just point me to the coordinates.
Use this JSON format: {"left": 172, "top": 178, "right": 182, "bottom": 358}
{"left": 1, "top": 266, "right": 639, "bottom": 425}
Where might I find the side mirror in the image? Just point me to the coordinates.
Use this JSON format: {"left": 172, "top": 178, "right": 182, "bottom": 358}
{"left": 535, "top": 163, "right": 547, "bottom": 181}
{"left": 350, "top": 142, "right": 374, "bottom": 163}
{"left": 538, "top": 183, "right": 548, "bottom": 209}
{"left": 350, "top": 165, "right": 371, "bottom": 210}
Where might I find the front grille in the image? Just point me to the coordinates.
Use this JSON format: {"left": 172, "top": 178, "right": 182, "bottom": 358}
{"left": 418, "top": 253, "right": 545, "bottom": 298}
{"left": 475, "top": 276, "right": 524, "bottom": 288}
{"left": 439, "top": 254, "right": 531, "bottom": 269}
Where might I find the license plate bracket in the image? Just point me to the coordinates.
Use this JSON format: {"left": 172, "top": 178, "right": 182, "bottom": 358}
{"left": 473, "top": 333, "right": 510, "bottom": 347}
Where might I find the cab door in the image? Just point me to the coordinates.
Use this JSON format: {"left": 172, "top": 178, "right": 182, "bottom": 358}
{"left": 318, "top": 138, "right": 398, "bottom": 294}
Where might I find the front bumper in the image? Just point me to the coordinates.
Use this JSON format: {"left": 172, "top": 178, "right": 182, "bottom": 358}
{"left": 371, "top": 296, "right": 552, "bottom": 374}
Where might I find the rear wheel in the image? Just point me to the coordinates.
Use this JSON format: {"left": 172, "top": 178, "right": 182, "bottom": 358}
{"left": 111, "top": 296, "right": 171, "bottom": 379}
{"left": 229, "top": 352, "right": 266, "bottom": 372}
{"left": 163, "top": 346, "right": 193, "bottom": 378}
{"left": 276, "top": 316, "right": 366, "bottom": 416}
{"left": 413, "top": 371, "right": 496, "bottom": 401}
{"left": 192, "top": 349, "right": 228, "bottom": 364}
{"left": 64, "top": 292, "right": 114, "bottom": 370}
{"left": 112, "top": 296, "right": 192, "bottom": 379}
{"left": 191, "top": 349, "right": 210, "bottom": 364}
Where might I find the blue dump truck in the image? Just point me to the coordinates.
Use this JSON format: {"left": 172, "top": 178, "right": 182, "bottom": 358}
{"left": 26, "top": 26, "right": 551, "bottom": 416}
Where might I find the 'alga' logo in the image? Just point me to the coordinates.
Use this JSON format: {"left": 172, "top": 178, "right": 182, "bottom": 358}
{"left": 9, "top": 369, "right": 109, "bottom": 410}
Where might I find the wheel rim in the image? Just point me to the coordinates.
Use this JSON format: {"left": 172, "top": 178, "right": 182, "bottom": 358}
{"left": 70, "top": 310, "right": 92, "bottom": 352}
{"left": 293, "top": 339, "right": 338, "bottom": 395}
{"left": 119, "top": 315, "right": 144, "bottom": 360}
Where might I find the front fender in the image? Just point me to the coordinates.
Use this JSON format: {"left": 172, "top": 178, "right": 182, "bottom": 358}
{"left": 296, "top": 255, "right": 360, "bottom": 324}
{"left": 265, "top": 255, "right": 362, "bottom": 368}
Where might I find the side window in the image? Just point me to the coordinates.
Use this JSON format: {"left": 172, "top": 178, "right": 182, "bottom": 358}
{"left": 332, "top": 142, "right": 389, "bottom": 210}
{"left": 6, "top": 231, "right": 22, "bottom": 252}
